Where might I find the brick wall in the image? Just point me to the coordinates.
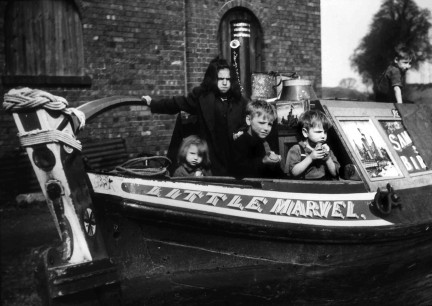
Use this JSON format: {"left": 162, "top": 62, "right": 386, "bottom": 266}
{"left": 0, "top": 0, "right": 321, "bottom": 192}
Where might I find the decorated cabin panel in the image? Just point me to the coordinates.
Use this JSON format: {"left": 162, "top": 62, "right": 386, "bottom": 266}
{"left": 339, "top": 119, "right": 403, "bottom": 180}
{"left": 378, "top": 120, "right": 428, "bottom": 174}
{"left": 320, "top": 100, "right": 432, "bottom": 191}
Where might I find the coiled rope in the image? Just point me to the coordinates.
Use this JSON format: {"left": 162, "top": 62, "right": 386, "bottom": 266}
{"left": 3, "top": 87, "right": 85, "bottom": 151}
{"left": 111, "top": 156, "right": 171, "bottom": 178}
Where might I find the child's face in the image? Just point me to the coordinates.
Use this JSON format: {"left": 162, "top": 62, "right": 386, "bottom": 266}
{"left": 217, "top": 68, "right": 231, "bottom": 94}
{"left": 302, "top": 124, "right": 327, "bottom": 147}
{"left": 247, "top": 113, "right": 273, "bottom": 139}
{"left": 394, "top": 58, "right": 411, "bottom": 72}
{"left": 185, "top": 144, "right": 203, "bottom": 167}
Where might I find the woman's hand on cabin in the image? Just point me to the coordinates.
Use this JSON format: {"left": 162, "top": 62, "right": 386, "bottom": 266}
{"left": 141, "top": 95, "right": 152, "bottom": 106}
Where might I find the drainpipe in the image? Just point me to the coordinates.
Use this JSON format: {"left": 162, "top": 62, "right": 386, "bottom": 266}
{"left": 183, "top": 0, "right": 188, "bottom": 94}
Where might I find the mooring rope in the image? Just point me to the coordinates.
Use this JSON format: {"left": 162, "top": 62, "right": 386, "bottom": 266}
{"left": 3, "top": 87, "right": 86, "bottom": 129}
{"left": 3, "top": 87, "right": 85, "bottom": 151}
{"left": 4, "top": 87, "right": 69, "bottom": 110}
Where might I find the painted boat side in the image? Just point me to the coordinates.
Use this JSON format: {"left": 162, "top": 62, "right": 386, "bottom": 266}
{"left": 88, "top": 172, "right": 432, "bottom": 243}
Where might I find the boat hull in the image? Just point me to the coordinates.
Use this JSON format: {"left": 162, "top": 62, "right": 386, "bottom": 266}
{"left": 94, "top": 192, "right": 432, "bottom": 305}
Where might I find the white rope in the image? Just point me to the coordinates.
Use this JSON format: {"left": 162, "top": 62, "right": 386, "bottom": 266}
{"left": 3, "top": 87, "right": 86, "bottom": 129}
{"left": 64, "top": 107, "right": 86, "bottom": 130}
{"left": 3, "top": 87, "right": 68, "bottom": 110}
{"left": 18, "top": 129, "right": 82, "bottom": 151}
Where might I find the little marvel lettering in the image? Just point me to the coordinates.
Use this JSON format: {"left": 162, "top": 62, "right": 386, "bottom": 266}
{"left": 269, "top": 199, "right": 363, "bottom": 219}
{"left": 145, "top": 186, "right": 367, "bottom": 220}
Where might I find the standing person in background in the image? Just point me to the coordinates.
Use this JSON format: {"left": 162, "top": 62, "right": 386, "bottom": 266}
{"left": 375, "top": 44, "right": 414, "bottom": 104}
{"left": 141, "top": 57, "right": 248, "bottom": 176}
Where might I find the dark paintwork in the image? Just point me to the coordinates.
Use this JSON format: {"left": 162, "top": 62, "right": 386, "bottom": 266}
{"left": 93, "top": 193, "right": 432, "bottom": 305}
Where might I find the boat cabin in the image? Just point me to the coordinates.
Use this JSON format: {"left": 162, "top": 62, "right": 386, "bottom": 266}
{"left": 162, "top": 100, "right": 432, "bottom": 195}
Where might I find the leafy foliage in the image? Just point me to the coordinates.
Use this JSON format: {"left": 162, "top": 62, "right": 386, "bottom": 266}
{"left": 339, "top": 77, "right": 357, "bottom": 89}
{"left": 351, "top": 0, "right": 432, "bottom": 86}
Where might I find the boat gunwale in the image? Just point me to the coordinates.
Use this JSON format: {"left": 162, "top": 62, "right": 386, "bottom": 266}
{"left": 92, "top": 191, "right": 432, "bottom": 245}
{"left": 90, "top": 170, "right": 369, "bottom": 194}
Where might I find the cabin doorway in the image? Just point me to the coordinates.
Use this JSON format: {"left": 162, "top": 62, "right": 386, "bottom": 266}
{"left": 219, "top": 8, "right": 263, "bottom": 98}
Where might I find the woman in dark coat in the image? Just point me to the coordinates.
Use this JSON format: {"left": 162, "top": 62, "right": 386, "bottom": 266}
{"left": 141, "top": 57, "right": 248, "bottom": 176}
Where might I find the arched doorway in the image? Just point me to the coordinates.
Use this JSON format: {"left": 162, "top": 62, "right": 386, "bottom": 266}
{"left": 218, "top": 8, "right": 263, "bottom": 98}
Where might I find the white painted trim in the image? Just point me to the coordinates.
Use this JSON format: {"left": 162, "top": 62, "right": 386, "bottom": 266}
{"left": 89, "top": 174, "right": 392, "bottom": 228}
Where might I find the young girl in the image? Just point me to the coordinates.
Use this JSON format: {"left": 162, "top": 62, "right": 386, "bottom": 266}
{"left": 173, "top": 135, "right": 211, "bottom": 177}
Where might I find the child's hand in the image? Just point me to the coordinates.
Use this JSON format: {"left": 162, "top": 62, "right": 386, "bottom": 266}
{"left": 310, "top": 144, "right": 328, "bottom": 160}
{"left": 195, "top": 170, "right": 203, "bottom": 177}
{"left": 233, "top": 131, "right": 244, "bottom": 140}
{"left": 263, "top": 151, "right": 281, "bottom": 165}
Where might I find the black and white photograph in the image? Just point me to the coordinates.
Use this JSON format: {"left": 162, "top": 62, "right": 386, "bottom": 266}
{"left": 1, "top": 0, "right": 432, "bottom": 305}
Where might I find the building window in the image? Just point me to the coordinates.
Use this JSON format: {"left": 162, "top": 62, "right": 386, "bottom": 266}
{"left": 3, "top": 0, "right": 90, "bottom": 86}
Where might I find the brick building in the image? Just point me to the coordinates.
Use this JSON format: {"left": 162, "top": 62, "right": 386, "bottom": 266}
{"left": 0, "top": 0, "right": 321, "bottom": 194}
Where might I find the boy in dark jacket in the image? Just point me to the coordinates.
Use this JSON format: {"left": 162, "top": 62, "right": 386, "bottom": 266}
{"left": 375, "top": 45, "right": 414, "bottom": 104}
{"left": 232, "top": 100, "right": 282, "bottom": 178}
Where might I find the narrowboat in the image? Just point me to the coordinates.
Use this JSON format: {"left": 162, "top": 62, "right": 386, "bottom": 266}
{"left": 3, "top": 88, "right": 432, "bottom": 305}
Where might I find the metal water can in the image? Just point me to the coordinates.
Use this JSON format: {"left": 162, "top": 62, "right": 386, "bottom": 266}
{"left": 251, "top": 72, "right": 278, "bottom": 100}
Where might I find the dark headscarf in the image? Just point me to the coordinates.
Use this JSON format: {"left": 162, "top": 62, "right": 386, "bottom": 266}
{"left": 200, "top": 57, "right": 242, "bottom": 100}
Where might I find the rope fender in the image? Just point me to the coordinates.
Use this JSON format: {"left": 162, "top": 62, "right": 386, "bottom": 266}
{"left": 19, "top": 129, "right": 82, "bottom": 151}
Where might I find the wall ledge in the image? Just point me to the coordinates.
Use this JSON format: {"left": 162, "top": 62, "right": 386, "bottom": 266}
{"left": 2, "top": 75, "right": 92, "bottom": 88}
